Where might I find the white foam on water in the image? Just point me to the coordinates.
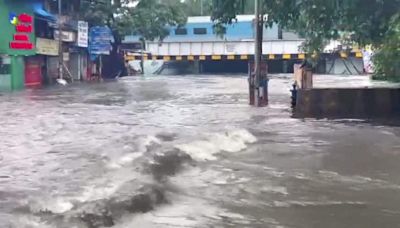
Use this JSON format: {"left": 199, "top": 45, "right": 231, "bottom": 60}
{"left": 104, "top": 135, "right": 161, "bottom": 169}
{"left": 10, "top": 216, "right": 55, "bottom": 228}
{"left": 106, "top": 152, "right": 144, "bottom": 169}
{"left": 114, "top": 198, "right": 219, "bottom": 228}
{"left": 318, "top": 170, "right": 400, "bottom": 190}
{"left": 114, "top": 195, "right": 255, "bottom": 228}
{"left": 273, "top": 200, "right": 366, "bottom": 208}
{"left": 260, "top": 186, "right": 289, "bottom": 195}
{"left": 264, "top": 117, "right": 299, "bottom": 125}
{"left": 25, "top": 198, "right": 74, "bottom": 214}
{"left": 175, "top": 129, "right": 256, "bottom": 161}
{"left": 137, "top": 135, "right": 162, "bottom": 151}
{"left": 75, "top": 169, "right": 142, "bottom": 203}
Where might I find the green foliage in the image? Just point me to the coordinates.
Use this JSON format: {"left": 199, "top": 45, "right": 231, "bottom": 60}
{"left": 372, "top": 13, "right": 400, "bottom": 81}
{"left": 81, "top": 0, "right": 187, "bottom": 42}
{"left": 211, "top": 0, "right": 254, "bottom": 35}
{"left": 184, "top": 0, "right": 213, "bottom": 16}
{"left": 185, "top": 0, "right": 253, "bottom": 17}
{"left": 116, "top": 0, "right": 186, "bottom": 41}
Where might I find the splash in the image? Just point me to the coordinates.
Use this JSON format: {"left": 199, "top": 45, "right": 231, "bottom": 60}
{"left": 176, "top": 129, "right": 256, "bottom": 161}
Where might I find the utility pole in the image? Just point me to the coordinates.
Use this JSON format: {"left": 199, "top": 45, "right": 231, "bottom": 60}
{"left": 58, "top": 0, "right": 63, "bottom": 79}
{"left": 254, "top": 0, "right": 261, "bottom": 96}
{"left": 251, "top": 0, "right": 268, "bottom": 107}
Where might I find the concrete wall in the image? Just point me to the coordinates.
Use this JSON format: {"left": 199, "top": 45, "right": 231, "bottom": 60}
{"left": 295, "top": 88, "right": 400, "bottom": 118}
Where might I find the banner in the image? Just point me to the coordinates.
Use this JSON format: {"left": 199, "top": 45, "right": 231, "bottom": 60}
{"left": 36, "top": 38, "right": 58, "bottom": 56}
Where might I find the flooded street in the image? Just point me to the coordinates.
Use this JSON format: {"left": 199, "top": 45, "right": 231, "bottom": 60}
{"left": 1, "top": 74, "right": 400, "bottom": 228}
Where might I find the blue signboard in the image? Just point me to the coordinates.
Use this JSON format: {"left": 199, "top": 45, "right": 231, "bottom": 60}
{"left": 89, "top": 26, "right": 114, "bottom": 56}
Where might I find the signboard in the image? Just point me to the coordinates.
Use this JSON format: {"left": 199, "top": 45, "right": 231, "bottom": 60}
{"left": 9, "top": 13, "right": 34, "bottom": 50}
{"left": 63, "top": 52, "right": 70, "bottom": 61}
{"left": 89, "top": 26, "right": 113, "bottom": 55}
{"left": 36, "top": 38, "right": 58, "bottom": 56}
{"left": 77, "top": 21, "right": 88, "bottom": 47}
{"left": 54, "top": 30, "right": 76, "bottom": 42}
{"left": 0, "top": 0, "right": 36, "bottom": 55}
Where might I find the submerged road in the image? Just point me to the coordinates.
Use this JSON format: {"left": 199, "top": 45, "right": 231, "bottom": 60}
{"left": 1, "top": 75, "right": 400, "bottom": 227}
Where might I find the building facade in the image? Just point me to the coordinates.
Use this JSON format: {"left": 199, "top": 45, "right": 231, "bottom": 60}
{"left": 0, "top": 0, "right": 89, "bottom": 92}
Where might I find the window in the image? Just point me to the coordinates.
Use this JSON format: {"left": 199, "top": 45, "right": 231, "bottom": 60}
{"left": 193, "top": 28, "right": 207, "bottom": 35}
{"left": 175, "top": 28, "right": 187, "bottom": 35}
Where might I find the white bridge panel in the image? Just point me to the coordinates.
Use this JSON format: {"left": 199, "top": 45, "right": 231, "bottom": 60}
{"left": 191, "top": 43, "right": 202, "bottom": 55}
{"left": 180, "top": 43, "right": 191, "bottom": 55}
{"left": 169, "top": 43, "right": 180, "bottom": 56}
{"left": 213, "top": 43, "right": 225, "bottom": 54}
{"left": 147, "top": 40, "right": 305, "bottom": 56}
{"left": 202, "top": 43, "right": 213, "bottom": 55}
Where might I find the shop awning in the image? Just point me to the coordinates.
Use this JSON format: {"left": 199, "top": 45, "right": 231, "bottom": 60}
{"left": 32, "top": 2, "right": 56, "bottom": 22}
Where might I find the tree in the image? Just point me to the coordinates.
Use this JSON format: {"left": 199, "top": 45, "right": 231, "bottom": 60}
{"left": 184, "top": 0, "right": 213, "bottom": 16}
{"left": 80, "top": 0, "right": 187, "bottom": 42}
{"left": 211, "top": 0, "right": 400, "bottom": 80}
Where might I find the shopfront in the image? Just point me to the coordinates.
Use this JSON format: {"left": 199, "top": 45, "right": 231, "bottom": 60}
{"left": 0, "top": 0, "right": 36, "bottom": 91}
{"left": 36, "top": 37, "right": 59, "bottom": 84}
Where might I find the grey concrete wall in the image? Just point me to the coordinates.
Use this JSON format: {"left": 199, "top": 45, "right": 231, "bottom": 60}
{"left": 295, "top": 88, "right": 400, "bottom": 118}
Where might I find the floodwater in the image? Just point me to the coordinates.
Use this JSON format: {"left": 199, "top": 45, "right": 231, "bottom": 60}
{"left": 1, "top": 74, "right": 400, "bottom": 228}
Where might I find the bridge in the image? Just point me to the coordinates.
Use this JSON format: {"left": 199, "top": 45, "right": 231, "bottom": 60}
{"left": 123, "top": 15, "right": 364, "bottom": 74}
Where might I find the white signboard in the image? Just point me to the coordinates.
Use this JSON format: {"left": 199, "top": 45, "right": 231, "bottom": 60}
{"left": 54, "top": 30, "right": 76, "bottom": 42}
{"left": 77, "top": 21, "right": 89, "bottom": 47}
{"left": 63, "top": 52, "right": 70, "bottom": 61}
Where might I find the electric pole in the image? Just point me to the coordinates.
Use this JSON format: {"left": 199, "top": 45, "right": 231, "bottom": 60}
{"left": 253, "top": 0, "right": 262, "bottom": 106}
{"left": 252, "top": 0, "right": 268, "bottom": 107}
{"left": 58, "top": 0, "right": 63, "bottom": 79}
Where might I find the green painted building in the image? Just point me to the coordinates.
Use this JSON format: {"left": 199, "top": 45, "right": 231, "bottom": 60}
{"left": 0, "top": 0, "right": 36, "bottom": 91}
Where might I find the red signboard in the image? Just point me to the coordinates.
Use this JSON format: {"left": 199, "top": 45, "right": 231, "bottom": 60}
{"left": 18, "top": 14, "right": 33, "bottom": 23}
{"left": 10, "top": 42, "right": 33, "bottom": 50}
{"left": 13, "top": 34, "right": 29, "bottom": 41}
{"left": 9, "top": 13, "right": 34, "bottom": 50}
{"left": 16, "top": 24, "right": 32, "bottom": 33}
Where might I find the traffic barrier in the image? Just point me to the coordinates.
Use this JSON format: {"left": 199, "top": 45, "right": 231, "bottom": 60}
{"left": 125, "top": 52, "right": 363, "bottom": 61}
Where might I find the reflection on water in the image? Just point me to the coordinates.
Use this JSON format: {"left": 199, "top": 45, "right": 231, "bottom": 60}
{"left": 0, "top": 75, "right": 400, "bottom": 227}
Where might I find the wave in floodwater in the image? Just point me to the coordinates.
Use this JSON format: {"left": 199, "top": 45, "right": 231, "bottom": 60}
{"left": 10, "top": 128, "right": 257, "bottom": 228}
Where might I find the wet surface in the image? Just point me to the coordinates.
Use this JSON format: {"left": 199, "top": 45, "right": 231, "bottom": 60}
{"left": 0, "top": 74, "right": 400, "bottom": 227}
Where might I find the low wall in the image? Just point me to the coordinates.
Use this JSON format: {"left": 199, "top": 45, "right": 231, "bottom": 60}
{"left": 294, "top": 88, "right": 400, "bottom": 118}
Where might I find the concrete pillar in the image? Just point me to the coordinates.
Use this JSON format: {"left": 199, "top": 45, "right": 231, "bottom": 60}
{"left": 199, "top": 61, "right": 204, "bottom": 74}
{"left": 282, "top": 60, "right": 288, "bottom": 73}
{"left": 193, "top": 60, "right": 200, "bottom": 74}
{"left": 11, "top": 56, "right": 24, "bottom": 90}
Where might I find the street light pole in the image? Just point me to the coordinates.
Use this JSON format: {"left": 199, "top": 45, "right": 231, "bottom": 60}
{"left": 58, "top": 0, "right": 63, "bottom": 79}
